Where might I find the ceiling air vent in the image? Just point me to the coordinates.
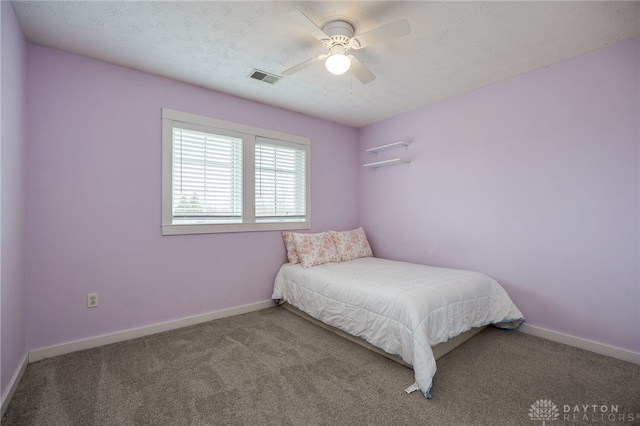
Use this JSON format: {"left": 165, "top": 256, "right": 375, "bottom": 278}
{"left": 248, "top": 69, "right": 281, "bottom": 84}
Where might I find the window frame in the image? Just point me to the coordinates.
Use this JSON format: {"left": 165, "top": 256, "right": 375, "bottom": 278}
{"left": 162, "top": 108, "right": 311, "bottom": 235}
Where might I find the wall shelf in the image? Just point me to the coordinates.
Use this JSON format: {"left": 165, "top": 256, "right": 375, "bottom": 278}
{"left": 363, "top": 158, "right": 410, "bottom": 168}
{"left": 365, "top": 141, "right": 410, "bottom": 153}
{"left": 364, "top": 141, "right": 411, "bottom": 169}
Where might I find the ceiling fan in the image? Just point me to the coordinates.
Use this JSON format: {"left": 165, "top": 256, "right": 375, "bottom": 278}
{"left": 283, "top": 11, "right": 411, "bottom": 85}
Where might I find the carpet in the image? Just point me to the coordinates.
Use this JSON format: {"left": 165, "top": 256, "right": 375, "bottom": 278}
{"left": 3, "top": 307, "right": 639, "bottom": 425}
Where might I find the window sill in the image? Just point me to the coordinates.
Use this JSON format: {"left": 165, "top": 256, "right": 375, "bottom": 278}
{"left": 161, "top": 221, "right": 312, "bottom": 235}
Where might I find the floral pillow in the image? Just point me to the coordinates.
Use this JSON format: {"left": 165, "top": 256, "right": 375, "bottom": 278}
{"left": 293, "top": 232, "right": 341, "bottom": 268}
{"left": 281, "top": 232, "right": 300, "bottom": 264}
{"left": 330, "top": 227, "right": 373, "bottom": 261}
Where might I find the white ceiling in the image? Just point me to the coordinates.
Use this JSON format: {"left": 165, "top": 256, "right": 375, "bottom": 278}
{"left": 12, "top": 1, "right": 639, "bottom": 128}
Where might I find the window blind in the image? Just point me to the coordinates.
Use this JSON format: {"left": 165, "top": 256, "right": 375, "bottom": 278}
{"left": 255, "top": 138, "right": 306, "bottom": 220}
{"left": 172, "top": 127, "right": 242, "bottom": 223}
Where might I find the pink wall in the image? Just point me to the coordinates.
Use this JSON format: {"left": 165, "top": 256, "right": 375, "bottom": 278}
{"left": 358, "top": 39, "right": 640, "bottom": 353}
{"left": 1, "top": 2, "right": 28, "bottom": 400}
{"left": 25, "top": 45, "right": 359, "bottom": 350}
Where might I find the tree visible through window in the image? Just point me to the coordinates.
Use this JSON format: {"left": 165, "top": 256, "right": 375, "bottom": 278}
{"left": 172, "top": 127, "right": 243, "bottom": 224}
{"left": 162, "top": 109, "right": 311, "bottom": 235}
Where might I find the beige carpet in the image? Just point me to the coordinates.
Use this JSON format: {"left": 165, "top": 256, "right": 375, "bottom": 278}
{"left": 3, "top": 307, "right": 639, "bottom": 425}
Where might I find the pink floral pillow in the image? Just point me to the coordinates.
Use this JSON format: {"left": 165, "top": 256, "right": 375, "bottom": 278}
{"left": 281, "top": 232, "right": 300, "bottom": 264}
{"left": 330, "top": 227, "right": 373, "bottom": 261}
{"left": 293, "top": 232, "right": 341, "bottom": 268}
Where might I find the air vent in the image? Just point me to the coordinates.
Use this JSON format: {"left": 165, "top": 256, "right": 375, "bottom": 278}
{"left": 248, "top": 69, "right": 281, "bottom": 84}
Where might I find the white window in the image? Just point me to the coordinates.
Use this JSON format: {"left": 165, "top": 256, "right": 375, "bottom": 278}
{"left": 255, "top": 138, "right": 307, "bottom": 221}
{"left": 171, "top": 126, "right": 243, "bottom": 225}
{"left": 162, "top": 109, "right": 310, "bottom": 235}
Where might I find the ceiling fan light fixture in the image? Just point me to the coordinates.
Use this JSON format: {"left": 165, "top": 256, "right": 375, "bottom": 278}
{"left": 325, "top": 52, "right": 351, "bottom": 75}
{"left": 285, "top": 11, "right": 411, "bottom": 84}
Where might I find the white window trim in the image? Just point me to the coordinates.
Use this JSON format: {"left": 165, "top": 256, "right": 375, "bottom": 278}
{"left": 162, "top": 108, "right": 311, "bottom": 235}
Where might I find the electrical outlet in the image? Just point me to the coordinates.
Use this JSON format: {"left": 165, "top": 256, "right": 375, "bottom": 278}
{"left": 88, "top": 293, "right": 99, "bottom": 308}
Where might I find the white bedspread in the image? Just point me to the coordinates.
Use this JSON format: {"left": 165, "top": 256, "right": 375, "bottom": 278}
{"left": 272, "top": 257, "right": 524, "bottom": 398}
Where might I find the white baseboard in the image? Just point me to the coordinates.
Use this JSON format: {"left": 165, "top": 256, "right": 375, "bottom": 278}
{"left": 1, "top": 352, "right": 28, "bottom": 419}
{"left": 29, "top": 300, "right": 275, "bottom": 363}
{"left": 518, "top": 324, "right": 640, "bottom": 365}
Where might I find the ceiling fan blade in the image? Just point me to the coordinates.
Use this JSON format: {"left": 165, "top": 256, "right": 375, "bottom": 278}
{"left": 349, "top": 56, "right": 376, "bottom": 84}
{"left": 283, "top": 54, "right": 326, "bottom": 75}
{"left": 286, "top": 11, "right": 330, "bottom": 42}
{"left": 351, "top": 19, "right": 411, "bottom": 49}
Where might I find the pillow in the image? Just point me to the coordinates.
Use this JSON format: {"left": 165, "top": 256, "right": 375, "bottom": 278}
{"left": 330, "top": 227, "right": 373, "bottom": 261}
{"left": 281, "top": 231, "right": 300, "bottom": 264}
{"left": 293, "top": 232, "right": 341, "bottom": 268}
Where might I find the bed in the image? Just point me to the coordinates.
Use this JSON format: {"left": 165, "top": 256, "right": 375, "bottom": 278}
{"left": 272, "top": 255, "right": 524, "bottom": 398}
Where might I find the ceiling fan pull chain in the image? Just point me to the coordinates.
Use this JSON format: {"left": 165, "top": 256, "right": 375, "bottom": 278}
{"left": 324, "top": 67, "right": 327, "bottom": 95}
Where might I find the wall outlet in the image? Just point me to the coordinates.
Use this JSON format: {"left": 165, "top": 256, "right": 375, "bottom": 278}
{"left": 88, "top": 293, "right": 99, "bottom": 308}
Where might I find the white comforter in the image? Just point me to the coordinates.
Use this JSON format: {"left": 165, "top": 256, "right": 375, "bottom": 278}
{"left": 272, "top": 257, "right": 524, "bottom": 398}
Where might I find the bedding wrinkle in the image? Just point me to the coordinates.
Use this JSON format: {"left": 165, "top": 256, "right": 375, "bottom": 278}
{"left": 272, "top": 257, "right": 523, "bottom": 398}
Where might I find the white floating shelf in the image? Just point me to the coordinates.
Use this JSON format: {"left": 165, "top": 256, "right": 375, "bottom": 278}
{"left": 366, "top": 141, "right": 410, "bottom": 153}
{"left": 363, "top": 158, "right": 410, "bottom": 168}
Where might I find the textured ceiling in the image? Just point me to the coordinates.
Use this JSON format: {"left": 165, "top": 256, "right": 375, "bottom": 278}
{"left": 12, "top": 1, "right": 640, "bottom": 128}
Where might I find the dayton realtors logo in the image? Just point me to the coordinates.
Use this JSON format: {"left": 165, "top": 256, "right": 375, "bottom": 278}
{"left": 529, "top": 399, "right": 640, "bottom": 424}
{"left": 529, "top": 399, "right": 560, "bottom": 425}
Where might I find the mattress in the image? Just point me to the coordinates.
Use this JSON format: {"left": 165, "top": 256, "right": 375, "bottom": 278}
{"left": 272, "top": 257, "right": 524, "bottom": 398}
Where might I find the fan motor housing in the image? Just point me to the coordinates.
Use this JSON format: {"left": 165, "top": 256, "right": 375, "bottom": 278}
{"left": 322, "top": 20, "right": 354, "bottom": 49}
{"left": 322, "top": 20, "right": 354, "bottom": 37}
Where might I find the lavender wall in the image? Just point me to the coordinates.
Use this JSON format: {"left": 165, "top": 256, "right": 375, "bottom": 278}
{"left": 1, "top": 2, "right": 28, "bottom": 401}
{"left": 358, "top": 39, "right": 640, "bottom": 353}
{"left": 25, "top": 45, "right": 359, "bottom": 350}
{"left": 13, "top": 23, "right": 640, "bottom": 360}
